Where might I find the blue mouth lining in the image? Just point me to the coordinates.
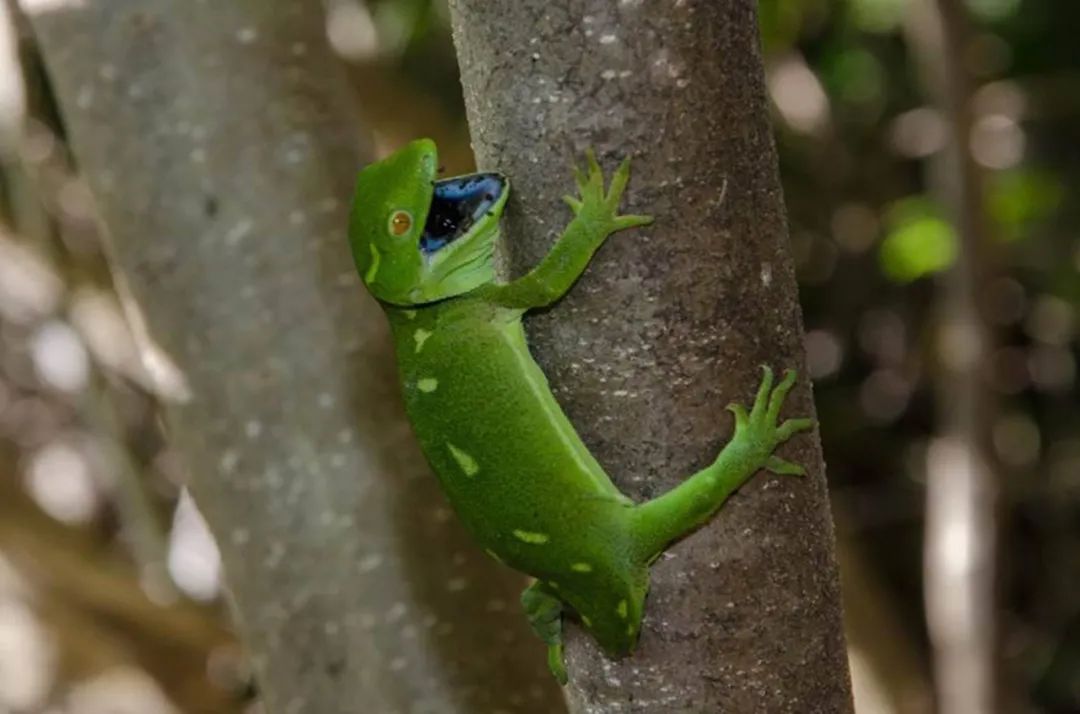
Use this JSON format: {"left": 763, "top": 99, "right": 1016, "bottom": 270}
{"left": 420, "top": 174, "right": 505, "bottom": 255}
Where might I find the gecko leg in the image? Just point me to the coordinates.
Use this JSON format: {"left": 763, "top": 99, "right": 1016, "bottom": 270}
{"left": 630, "top": 367, "right": 815, "bottom": 563}
{"left": 481, "top": 150, "right": 652, "bottom": 310}
{"left": 521, "top": 580, "right": 568, "bottom": 684}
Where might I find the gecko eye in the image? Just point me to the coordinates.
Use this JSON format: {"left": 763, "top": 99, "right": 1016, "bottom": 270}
{"left": 388, "top": 210, "right": 413, "bottom": 236}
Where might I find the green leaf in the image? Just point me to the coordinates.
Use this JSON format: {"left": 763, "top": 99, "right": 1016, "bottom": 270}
{"left": 988, "top": 170, "right": 1064, "bottom": 242}
{"left": 849, "top": 0, "right": 906, "bottom": 33}
{"left": 826, "top": 48, "right": 886, "bottom": 106}
{"left": 965, "top": 0, "right": 1022, "bottom": 22}
{"left": 879, "top": 198, "right": 958, "bottom": 282}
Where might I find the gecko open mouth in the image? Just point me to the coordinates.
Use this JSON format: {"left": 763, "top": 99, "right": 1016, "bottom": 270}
{"left": 420, "top": 174, "right": 506, "bottom": 255}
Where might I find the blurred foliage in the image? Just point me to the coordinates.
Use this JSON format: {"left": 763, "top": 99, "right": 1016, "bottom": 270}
{"left": 879, "top": 198, "right": 957, "bottom": 283}
{"left": 988, "top": 169, "right": 1064, "bottom": 243}
{"left": 0, "top": 0, "right": 1078, "bottom": 712}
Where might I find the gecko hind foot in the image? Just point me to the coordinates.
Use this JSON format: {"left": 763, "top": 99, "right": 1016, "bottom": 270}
{"left": 521, "top": 581, "right": 568, "bottom": 684}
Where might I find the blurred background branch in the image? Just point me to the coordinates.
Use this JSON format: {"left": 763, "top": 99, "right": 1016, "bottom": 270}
{"left": 905, "top": 0, "right": 998, "bottom": 711}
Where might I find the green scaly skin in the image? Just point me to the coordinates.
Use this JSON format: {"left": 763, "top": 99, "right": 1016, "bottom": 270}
{"left": 348, "top": 139, "right": 814, "bottom": 684}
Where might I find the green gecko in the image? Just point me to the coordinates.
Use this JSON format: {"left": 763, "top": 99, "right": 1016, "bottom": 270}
{"left": 348, "top": 138, "right": 813, "bottom": 684}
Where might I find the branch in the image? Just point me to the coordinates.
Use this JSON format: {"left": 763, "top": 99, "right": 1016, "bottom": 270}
{"left": 447, "top": 0, "right": 853, "bottom": 709}
{"left": 22, "top": 1, "right": 560, "bottom": 711}
{"left": 905, "top": 1, "right": 999, "bottom": 712}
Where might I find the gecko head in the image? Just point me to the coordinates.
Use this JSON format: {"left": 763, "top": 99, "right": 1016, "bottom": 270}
{"left": 349, "top": 138, "right": 509, "bottom": 306}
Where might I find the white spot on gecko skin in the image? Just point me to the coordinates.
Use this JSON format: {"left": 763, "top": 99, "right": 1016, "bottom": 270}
{"left": 513, "top": 530, "right": 550, "bottom": 544}
{"left": 418, "top": 378, "right": 438, "bottom": 393}
{"left": 447, "top": 443, "right": 479, "bottom": 476}
{"left": 414, "top": 328, "right": 432, "bottom": 353}
{"left": 761, "top": 263, "right": 773, "bottom": 287}
{"left": 365, "top": 243, "right": 380, "bottom": 284}
{"left": 571, "top": 562, "right": 593, "bottom": 573}
{"left": 403, "top": 310, "right": 417, "bottom": 320}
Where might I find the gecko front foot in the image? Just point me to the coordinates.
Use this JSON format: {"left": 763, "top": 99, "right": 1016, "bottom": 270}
{"left": 562, "top": 149, "right": 652, "bottom": 233}
{"left": 726, "top": 366, "right": 815, "bottom": 476}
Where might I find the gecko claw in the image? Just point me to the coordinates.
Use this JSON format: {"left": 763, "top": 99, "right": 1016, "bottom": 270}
{"left": 766, "top": 455, "right": 806, "bottom": 477}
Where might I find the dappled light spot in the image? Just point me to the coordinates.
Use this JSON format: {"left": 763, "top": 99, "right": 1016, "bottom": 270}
{"left": 25, "top": 439, "right": 98, "bottom": 525}
{"left": 30, "top": 320, "right": 88, "bottom": 393}
{"left": 831, "top": 203, "right": 879, "bottom": 254}
{"left": 16, "top": 0, "right": 87, "bottom": 15}
{"left": 1027, "top": 346, "right": 1075, "bottom": 392}
{"left": 938, "top": 320, "right": 982, "bottom": 373}
{"left": 167, "top": 490, "right": 222, "bottom": 602}
{"left": 1024, "top": 295, "right": 1074, "bottom": 346}
{"left": 804, "top": 329, "right": 844, "bottom": 380}
{"left": 767, "top": 54, "right": 830, "bottom": 136}
{"left": 858, "top": 369, "right": 911, "bottom": 423}
{"left": 857, "top": 309, "right": 906, "bottom": 365}
{"left": 0, "top": 236, "right": 62, "bottom": 323}
{"left": 67, "top": 666, "right": 181, "bottom": 714}
{"left": 971, "top": 114, "right": 1024, "bottom": 170}
{"left": 0, "top": 595, "right": 55, "bottom": 711}
{"left": 889, "top": 107, "right": 946, "bottom": 158}
{"left": 326, "top": 0, "right": 379, "bottom": 61}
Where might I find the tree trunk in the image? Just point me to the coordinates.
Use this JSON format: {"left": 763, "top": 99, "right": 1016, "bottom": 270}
{"left": 446, "top": 0, "right": 853, "bottom": 711}
{"left": 23, "top": 1, "right": 560, "bottom": 712}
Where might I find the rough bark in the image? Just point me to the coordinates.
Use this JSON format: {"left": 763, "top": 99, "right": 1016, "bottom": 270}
{"left": 446, "top": 1, "right": 853, "bottom": 711}
{"left": 23, "top": 1, "right": 560, "bottom": 712}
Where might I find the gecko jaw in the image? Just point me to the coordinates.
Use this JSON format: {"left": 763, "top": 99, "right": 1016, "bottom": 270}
{"left": 420, "top": 173, "right": 506, "bottom": 257}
